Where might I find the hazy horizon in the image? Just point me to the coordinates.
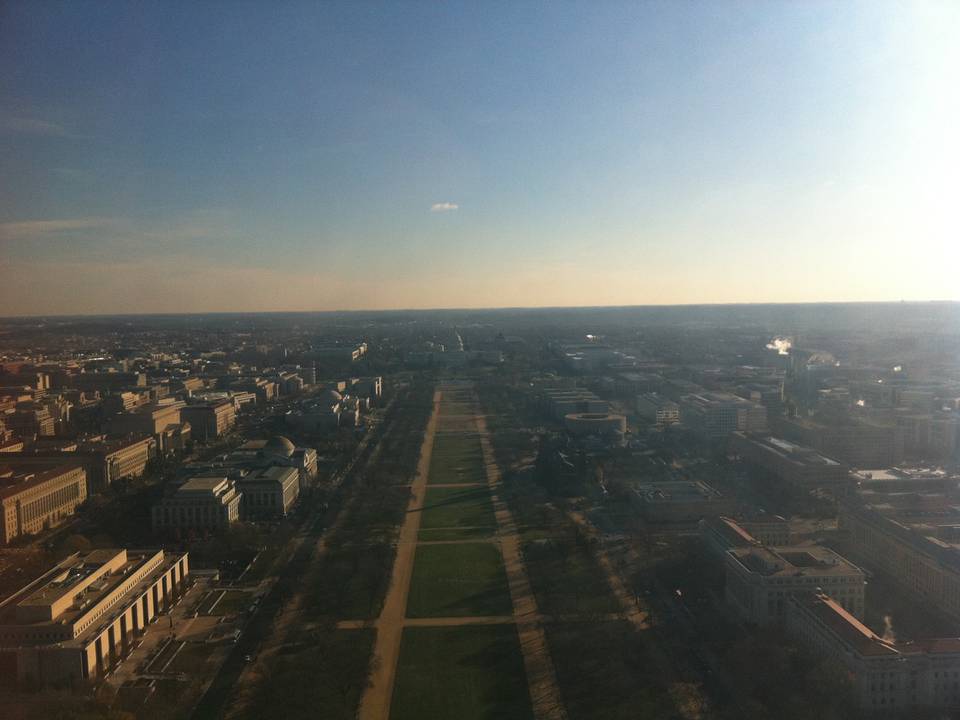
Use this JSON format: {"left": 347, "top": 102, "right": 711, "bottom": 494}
{"left": 2, "top": 298, "right": 958, "bottom": 323}
{"left": 2, "top": 1, "right": 957, "bottom": 314}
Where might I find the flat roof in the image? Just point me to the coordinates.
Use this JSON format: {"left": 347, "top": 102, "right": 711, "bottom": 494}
{"left": 635, "top": 481, "right": 721, "bottom": 503}
{"left": 729, "top": 545, "right": 862, "bottom": 578}
{"left": 793, "top": 592, "right": 898, "bottom": 657}
{"left": 0, "top": 459, "right": 86, "bottom": 501}
{"left": 178, "top": 476, "right": 229, "bottom": 493}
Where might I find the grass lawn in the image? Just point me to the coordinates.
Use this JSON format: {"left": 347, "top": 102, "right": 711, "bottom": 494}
{"left": 428, "top": 434, "right": 486, "bottom": 485}
{"left": 167, "top": 641, "right": 214, "bottom": 674}
{"left": 419, "top": 486, "right": 497, "bottom": 539}
{"left": 419, "top": 527, "right": 498, "bottom": 542}
{"left": 197, "top": 590, "right": 223, "bottom": 615}
{"left": 302, "top": 543, "right": 396, "bottom": 620}
{"left": 241, "top": 545, "right": 280, "bottom": 584}
{"left": 241, "top": 629, "right": 374, "bottom": 720}
{"left": 149, "top": 640, "right": 183, "bottom": 672}
{"left": 209, "top": 589, "right": 253, "bottom": 616}
{"left": 522, "top": 540, "right": 620, "bottom": 616}
{"left": 390, "top": 625, "right": 533, "bottom": 720}
{"left": 545, "top": 621, "right": 674, "bottom": 720}
{"left": 406, "top": 543, "right": 512, "bottom": 617}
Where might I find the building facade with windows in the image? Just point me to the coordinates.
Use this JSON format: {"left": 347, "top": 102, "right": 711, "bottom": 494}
{"left": 788, "top": 591, "right": 960, "bottom": 712}
{"left": 238, "top": 465, "right": 300, "bottom": 519}
{"left": 725, "top": 545, "right": 865, "bottom": 625}
{"left": 180, "top": 401, "right": 236, "bottom": 441}
{"left": 840, "top": 502, "right": 960, "bottom": 623}
{"left": 0, "top": 548, "right": 189, "bottom": 684}
{"left": 151, "top": 476, "right": 241, "bottom": 532}
{"left": 0, "top": 461, "right": 88, "bottom": 544}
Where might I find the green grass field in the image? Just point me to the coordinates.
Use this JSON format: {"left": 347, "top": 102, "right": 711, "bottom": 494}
{"left": 390, "top": 625, "right": 533, "bottom": 720}
{"left": 545, "top": 621, "right": 674, "bottom": 719}
{"left": 167, "top": 641, "right": 214, "bottom": 674}
{"left": 242, "top": 629, "right": 375, "bottom": 720}
{"left": 209, "top": 589, "right": 253, "bottom": 616}
{"left": 428, "top": 434, "right": 486, "bottom": 485}
{"left": 522, "top": 540, "right": 621, "bottom": 616}
{"left": 419, "top": 486, "right": 497, "bottom": 539}
{"left": 406, "top": 543, "right": 513, "bottom": 617}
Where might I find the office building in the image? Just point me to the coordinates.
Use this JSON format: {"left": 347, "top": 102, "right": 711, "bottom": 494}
{"left": 1, "top": 461, "right": 88, "bottom": 544}
{"left": 729, "top": 432, "right": 851, "bottom": 494}
{"left": 700, "top": 516, "right": 762, "bottom": 557}
{"left": 680, "top": 392, "right": 768, "bottom": 440}
{"left": 840, "top": 503, "right": 960, "bottom": 623}
{"left": 633, "top": 480, "right": 735, "bottom": 523}
{"left": 151, "top": 476, "right": 241, "bottom": 532}
{"left": 635, "top": 393, "right": 680, "bottom": 425}
{"left": 180, "top": 401, "right": 236, "bottom": 442}
{"left": 0, "top": 548, "right": 189, "bottom": 684}
{"left": 725, "top": 545, "right": 865, "bottom": 625}
{"left": 788, "top": 591, "right": 960, "bottom": 712}
{"left": 777, "top": 416, "right": 904, "bottom": 468}
{"left": 238, "top": 465, "right": 300, "bottom": 519}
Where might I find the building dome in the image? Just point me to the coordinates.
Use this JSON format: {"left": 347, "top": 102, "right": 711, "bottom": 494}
{"left": 264, "top": 435, "right": 296, "bottom": 457}
{"left": 318, "top": 388, "right": 343, "bottom": 405}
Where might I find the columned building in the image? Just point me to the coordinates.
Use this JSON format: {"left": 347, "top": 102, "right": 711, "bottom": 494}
{"left": 0, "top": 548, "right": 189, "bottom": 684}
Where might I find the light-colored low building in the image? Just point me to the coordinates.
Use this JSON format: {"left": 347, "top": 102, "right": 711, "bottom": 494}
{"left": 725, "top": 545, "right": 865, "bottom": 625}
{"left": 239, "top": 465, "right": 300, "bottom": 519}
{"left": 180, "top": 401, "right": 236, "bottom": 442}
{"left": 0, "top": 548, "right": 189, "bottom": 684}
{"left": 151, "top": 476, "right": 241, "bottom": 532}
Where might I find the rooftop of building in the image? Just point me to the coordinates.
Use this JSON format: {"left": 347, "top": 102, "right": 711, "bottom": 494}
{"left": 791, "top": 591, "right": 898, "bottom": 657}
{"left": 728, "top": 545, "right": 862, "bottom": 578}
{"left": 244, "top": 465, "right": 299, "bottom": 483}
{"left": 565, "top": 412, "right": 625, "bottom": 421}
{"left": 634, "top": 480, "right": 723, "bottom": 503}
{"left": 0, "top": 459, "right": 86, "bottom": 500}
{"left": 177, "top": 476, "right": 231, "bottom": 494}
{"left": 736, "top": 433, "right": 844, "bottom": 466}
{"left": 0, "top": 549, "right": 168, "bottom": 625}
{"left": 0, "top": 549, "right": 186, "bottom": 648}
{"left": 702, "top": 516, "right": 759, "bottom": 547}
{"left": 681, "top": 391, "right": 756, "bottom": 407}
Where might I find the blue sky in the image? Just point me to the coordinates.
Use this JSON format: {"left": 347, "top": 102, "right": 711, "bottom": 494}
{"left": 1, "top": 1, "right": 956, "bottom": 314}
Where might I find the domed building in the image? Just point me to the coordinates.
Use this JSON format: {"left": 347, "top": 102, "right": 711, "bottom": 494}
{"left": 317, "top": 388, "right": 343, "bottom": 407}
{"left": 262, "top": 435, "right": 296, "bottom": 459}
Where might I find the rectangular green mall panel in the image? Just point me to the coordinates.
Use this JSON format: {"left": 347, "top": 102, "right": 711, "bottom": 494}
{"left": 406, "top": 542, "right": 512, "bottom": 618}
{"left": 390, "top": 625, "right": 533, "bottom": 720}
{"left": 419, "top": 485, "right": 497, "bottom": 535}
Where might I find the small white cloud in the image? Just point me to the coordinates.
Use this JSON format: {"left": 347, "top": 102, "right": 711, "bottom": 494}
{"left": 0, "top": 218, "right": 117, "bottom": 241}
{"left": 0, "top": 114, "right": 70, "bottom": 138}
{"left": 430, "top": 202, "right": 459, "bottom": 213}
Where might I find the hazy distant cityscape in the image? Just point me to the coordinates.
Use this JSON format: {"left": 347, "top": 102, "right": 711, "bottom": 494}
{"left": 0, "top": 303, "right": 956, "bottom": 719}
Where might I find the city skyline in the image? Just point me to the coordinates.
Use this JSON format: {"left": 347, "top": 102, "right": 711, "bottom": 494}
{"left": 2, "top": 1, "right": 958, "bottom": 315}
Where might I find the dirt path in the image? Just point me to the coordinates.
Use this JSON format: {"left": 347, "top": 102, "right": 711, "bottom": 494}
{"left": 337, "top": 612, "right": 623, "bottom": 631}
{"left": 476, "top": 413, "right": 568, "bottom": 720}
{"left": 357, "top": 390, "right": 441, "bottom": 720}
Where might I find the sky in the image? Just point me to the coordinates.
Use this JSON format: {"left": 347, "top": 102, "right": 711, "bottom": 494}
{"left": 0, "top": 0, "right": 957, "bottom": 315}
